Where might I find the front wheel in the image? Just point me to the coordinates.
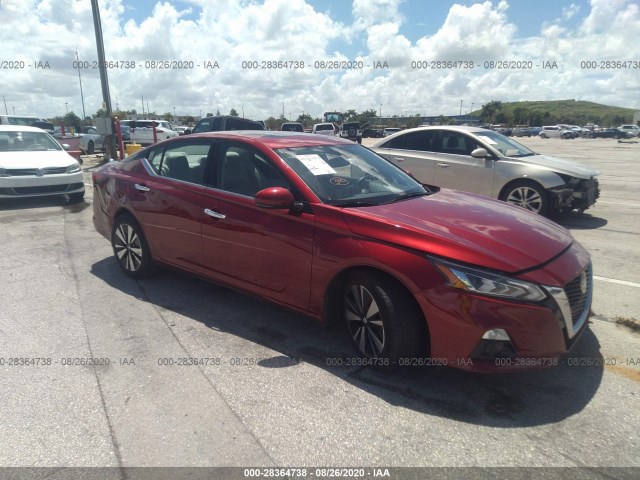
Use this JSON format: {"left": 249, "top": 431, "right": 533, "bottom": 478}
{"left": 67, "top": 191, "right": 84, "bottom": 204}
{"left": 342, "top": 271, "right": 425, "bottom": 363}
{"left": 501, "top": 180, "right": 549, "bottom": 216}
{"left": 111, "top": 215, "right": 155, "bottom": 278}
{"left": 87, "top": 140, "right": 95, "bottom": 154}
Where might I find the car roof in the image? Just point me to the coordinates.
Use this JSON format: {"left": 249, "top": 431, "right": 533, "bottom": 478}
{"left": 169, "top": 130, "right": 354, "bottom": 149}
{"left": 0, "top": 125, "right": 48, "bottom": 133}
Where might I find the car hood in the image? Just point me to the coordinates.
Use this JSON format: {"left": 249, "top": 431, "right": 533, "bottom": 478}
{"left": 506, "top": 154, "right": 599, "bottom": 179}
{"left": 343, "top": 189, "right": 574, "bottom": 273}
{"left": 0, "top": 150, "right": 78, "bottom": 168}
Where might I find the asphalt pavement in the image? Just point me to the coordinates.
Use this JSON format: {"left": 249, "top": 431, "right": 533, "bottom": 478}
{"left": 0, "top": 137, "right": 638, "bottom": 479}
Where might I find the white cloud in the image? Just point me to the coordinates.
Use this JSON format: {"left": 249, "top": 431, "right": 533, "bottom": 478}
{"left": 0, "top": 0, "right": 638, "bottom": 121}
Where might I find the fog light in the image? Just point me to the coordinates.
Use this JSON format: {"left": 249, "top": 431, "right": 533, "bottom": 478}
{"left": 482, "top": 329, "right": 511, "bottom": 341}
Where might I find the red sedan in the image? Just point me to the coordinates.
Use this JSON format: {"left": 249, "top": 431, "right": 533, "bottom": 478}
{"left": 92, "top": 131, "right": 592, "bottom": 372}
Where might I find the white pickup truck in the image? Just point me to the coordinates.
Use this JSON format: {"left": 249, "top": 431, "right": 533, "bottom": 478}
{"left": 121, "top": 120, "right": 179, "bottom": 146}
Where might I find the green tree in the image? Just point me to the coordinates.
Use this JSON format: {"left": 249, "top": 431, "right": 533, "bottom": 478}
{"left": 229, "top": 108, "right": 239, "bottom": 117}
{"left": 264, "top": 116, "right": 279, "bottom": 130}
{"left": 296, "top": 113, "right": 314, "bottom": 127}
{"left": 162, "top": 112, "right": 173, "bottom": 121}
{"left": 405, "top": 114, "right": 422, "bottom": 128}
{"left": 63, "top": 111, "right": 82, "bottom": 129}
{"left": 479, "top": 100, "right": 502, "bottom": 124}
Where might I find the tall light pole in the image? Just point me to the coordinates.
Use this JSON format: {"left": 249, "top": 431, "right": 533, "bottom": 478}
{"left": 460, "top": 100, "right": 463, "bottom": 116}
{"left": 65, "top": 102, "right": 68, "bottom": 114}
{"left": 91, "top": 0, "right": 116, "bottom": 159}
{"left": 3, "top": 96, "right": 8, "bottom": 115}
{"left": 379, "top": 104, "right": 382, "bottom": 120}
{"left": 75, "top": 48, "right": 86, "bottom": 125}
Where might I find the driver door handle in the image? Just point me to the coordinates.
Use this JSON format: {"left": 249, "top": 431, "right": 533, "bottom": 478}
{"left": 437, "top": 163, "right": 450, "bottom": 168}
{"left": 394, "top": 157, "right": 405, "bottom": 162}
{"left": 134, "top": 183, "right": 150, "bottom": 192}
{"left": 204, "top": 208, "right": 226, "bottom": 219}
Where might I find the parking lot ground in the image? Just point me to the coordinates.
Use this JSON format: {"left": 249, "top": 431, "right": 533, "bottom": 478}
{"left": 0, "top": 138, "right": 638, "bottom": 475}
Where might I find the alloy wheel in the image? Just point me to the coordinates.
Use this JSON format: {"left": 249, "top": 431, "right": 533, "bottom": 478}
{"left": 506, "top": 186, "right": 543, "bottom": 212}
{"left": 344, "top": 284, "right": 386, "bottom": 358}
{"left": 113, "top": 223, "right": 143, "bottom": 272}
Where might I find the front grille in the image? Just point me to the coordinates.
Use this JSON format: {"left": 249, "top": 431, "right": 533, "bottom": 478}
{"left": 565, "top": 264, "right": 592, "bottom": 323}
{"left": 10, "top": 182, "right": 84, "bottom": 195}
{"left": 8, "top": 167, "right": 68, "bottom": 176}
{"left": 544, "top": 263, "right": 593, "bottom": 341}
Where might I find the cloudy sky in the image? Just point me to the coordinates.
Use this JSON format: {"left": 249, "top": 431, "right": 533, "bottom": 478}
{"left": 0, "top": 0, "right": 639, "bottom": 121}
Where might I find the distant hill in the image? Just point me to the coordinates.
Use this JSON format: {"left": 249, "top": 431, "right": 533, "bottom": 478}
{"left": 470, "top": 99, "right": 638, "bottom": 126}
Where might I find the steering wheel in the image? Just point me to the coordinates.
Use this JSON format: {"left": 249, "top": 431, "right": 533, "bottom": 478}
{"left": 354, "top": 174, "right": 377, "bottom": 189}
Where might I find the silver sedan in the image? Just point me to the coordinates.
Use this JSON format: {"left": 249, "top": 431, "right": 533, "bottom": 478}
{"left": 370, "top": 126, "right": 600, "bottom": 216}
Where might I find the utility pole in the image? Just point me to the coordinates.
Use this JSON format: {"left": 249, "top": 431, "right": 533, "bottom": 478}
{"left": 3, "top": 96, "right": 8, "bottom": 115}
{"left": 141, "top": 95, "right": 145, "bottom": 116}
{"left": 75, "top": 48, "right": 87, "bottom": 125}
{"left": 91, "top": 0, "right": 116, "bottom": 159}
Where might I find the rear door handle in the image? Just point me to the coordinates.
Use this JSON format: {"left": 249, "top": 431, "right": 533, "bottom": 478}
{"left": 437, "top": 163, "right": 450, "bottom": 168}
{"left": 394, "top": 157, "right": 405, "bottom": 162}
{"left": 134, "top": 183, "right": 150, "bottom": 191}
{"left": 204, "top": 208, "right": 226, "bottom": 219}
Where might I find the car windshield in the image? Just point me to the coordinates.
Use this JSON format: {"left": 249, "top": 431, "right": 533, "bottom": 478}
{"left": 316, "top": 124, "right": 333, "bottom": 131}
{"left": 473, "top": 130, "right": 536, "bottom": 157}
{"left": 0, "top": 131, "right": 62, "bottom": 151}
{"left": 275, "top": 144, "right": 428, "bottom": 206}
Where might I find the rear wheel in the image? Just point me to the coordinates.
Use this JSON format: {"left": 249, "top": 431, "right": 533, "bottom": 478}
{"left": 111, "top": 215, "right": 154, "bottom": 278}
{"left": 87, "top": 140, "right": 94, "bottom": 154}
{"left": 342, "top": 271, "right": 425, "bottom": 363}
{"left": 501, "top": 180, "right": 549, "bottom": 215}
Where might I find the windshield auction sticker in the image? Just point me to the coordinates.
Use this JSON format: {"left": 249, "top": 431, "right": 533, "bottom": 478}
{"left": 476, "top": 135, "right": 498, "bottom": 145}
{"left": 296, "top": 154, "right": 336, "bottom": 175}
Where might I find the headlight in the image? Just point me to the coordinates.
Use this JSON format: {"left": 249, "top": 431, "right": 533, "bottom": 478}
{"left": 66, "top": 163, "right": 81, "bottom": 174}
{"left": 430, "top": 258, "right": 547, "bottom": 302}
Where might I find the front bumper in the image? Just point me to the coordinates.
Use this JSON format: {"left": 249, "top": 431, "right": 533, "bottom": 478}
{"left": 416, "top": 248, "right": 592, "bottom": 372}
{"left": 0, "top": 172, "right": 85, "bottom": 198}
{"left": 550, "top": 178, "right": 600, "bottom": 212}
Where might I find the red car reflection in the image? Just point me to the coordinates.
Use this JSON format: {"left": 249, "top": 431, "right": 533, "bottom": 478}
{"left": 92, "top": 131, "right": 592, "bottom": 372}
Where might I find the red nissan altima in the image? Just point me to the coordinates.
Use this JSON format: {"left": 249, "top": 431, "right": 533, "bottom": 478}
{"left": 92, "top": 131, "right": 592, "bottom": 372}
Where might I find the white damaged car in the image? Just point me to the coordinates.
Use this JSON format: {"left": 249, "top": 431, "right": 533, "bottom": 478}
{"left": 371, "top": 126, "right": 599, "bottom": 216}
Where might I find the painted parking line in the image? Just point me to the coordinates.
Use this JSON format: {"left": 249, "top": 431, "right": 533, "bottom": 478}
{"left": 593, "top": 276, "right": 640, "bottom": 288}
{"left": 597, "top": 201, "right": 640, "bottom": 207}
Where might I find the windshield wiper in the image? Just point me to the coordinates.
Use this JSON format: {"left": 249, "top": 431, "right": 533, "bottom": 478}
{"left": 330, "top": 200, "right": 377, "bottom": 207}
{"left": 386, "top": 191, "right": 431, "bottom": 203}
{"left": 511, "top": 152, "right": 536, "bottom": 157}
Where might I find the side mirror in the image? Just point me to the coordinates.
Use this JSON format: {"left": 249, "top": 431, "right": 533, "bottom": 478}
{"left": 255, "top": 187, "right": 295, "bottom": 209}
{"left": 62, "top": 144, "right": 70, "bottom": 150}
{"left": 471, "top": 148, "right": 490, "bottom": 158}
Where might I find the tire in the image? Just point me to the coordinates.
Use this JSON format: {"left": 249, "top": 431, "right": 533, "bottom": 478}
{"left": 87, "top": 140, "right": 94, "bottom": 154}
{"left": 342, "top": 271, "right": 425, "bottom": 363}
{"left": 540, "top": 133, "right": 547, "bottom": 139}
{"left": 67, "top": 191, "right": 84, "bottom": 204}
{"left": 111, "top": 215, "right": 154, "bottom": 278}
{"left": 500, "top": 180, "right": 549, "bottom": 216}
